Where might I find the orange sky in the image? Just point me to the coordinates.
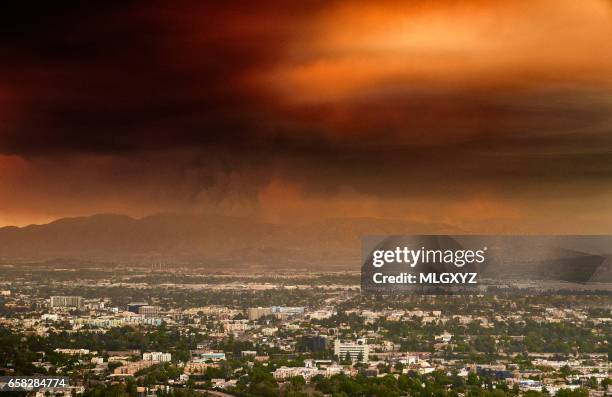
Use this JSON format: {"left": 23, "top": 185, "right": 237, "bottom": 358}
{"left": 1, "top": 0, "right": 612, "bottom": 232}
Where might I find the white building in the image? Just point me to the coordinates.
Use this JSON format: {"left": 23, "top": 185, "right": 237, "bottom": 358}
{"left": 143, "top": 352, "right": 171, "bottom": 362}
{"left": 435, "top": 332, "right": 453, "bottom": 343}
{"left": 334, "top": 338, "right": 369, "bottom": 362}
{"left": 273, "top": 361, "right": 350, "bottom": 381}
{"left": 273, "top": 366, "right": 319, "bottom": 381}
{"left": 54, "top": 348, "right": 90, "bottom": 356}
{"left": 272, "top": 306, "right": 305, "bottom": 316}
{"left": 399, "top": 355, "right": 419, "bottom": 365}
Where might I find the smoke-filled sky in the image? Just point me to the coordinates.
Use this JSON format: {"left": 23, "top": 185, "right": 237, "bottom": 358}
{"left": 1, "top": 0, "right": 612, "bottom": 232}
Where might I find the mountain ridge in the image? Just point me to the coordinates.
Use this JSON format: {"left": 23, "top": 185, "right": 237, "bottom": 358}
{"left": 0, "top": 213, "right": 462, "bottom": 269}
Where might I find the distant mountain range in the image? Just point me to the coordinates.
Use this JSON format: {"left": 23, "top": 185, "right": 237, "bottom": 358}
{"left": 0, "top": 213, "right": 461, "bottom": 269}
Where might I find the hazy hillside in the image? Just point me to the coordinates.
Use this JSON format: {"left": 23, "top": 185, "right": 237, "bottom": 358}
{"left": 0, "top": 213, "right": 461, "bottom": 269}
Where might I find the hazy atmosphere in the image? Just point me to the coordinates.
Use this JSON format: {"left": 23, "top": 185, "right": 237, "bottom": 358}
{"left": 2, "top": 0, "right": 612, "bottom": 233}
{"left": 0, "top": 4, "right": 610, "bottom": 397}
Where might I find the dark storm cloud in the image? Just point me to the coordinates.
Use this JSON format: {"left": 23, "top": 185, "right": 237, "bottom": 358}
{"left": 0, "top": 1, "right": 323, "bottom": 154}
{"left": 1, "top": 1, "right": 611, "bottom": 163}
{"left": 1, "top": 0, "right": 612, "bottom": 230}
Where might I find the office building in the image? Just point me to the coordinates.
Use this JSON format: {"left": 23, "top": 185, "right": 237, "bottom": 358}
{"left": 247, "top": 307, "right": 272, "bottom": 321}
{"left": 127, "top": 302, "right": 149, "bottom": 313}
{"left": 138, "top": 305, "right": 161, "bottom": 318}
{"left": 142, "top": 352, "right": 171, "bottom": 362}
{"left": 271, "top": 306, "right": 305, "bottom": 316}
{"left": 334, "top": 338, "right": 369, "bottom": 362}
{"left": 303, "top": 335, "right": 328, "bottom": 352}
{"left": 50, "top": 296, "right": 84, "bottom": 309}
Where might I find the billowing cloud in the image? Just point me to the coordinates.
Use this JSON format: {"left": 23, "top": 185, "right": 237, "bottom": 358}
{"left": 1, "top": 0, "right": 612, "bottom": 232}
